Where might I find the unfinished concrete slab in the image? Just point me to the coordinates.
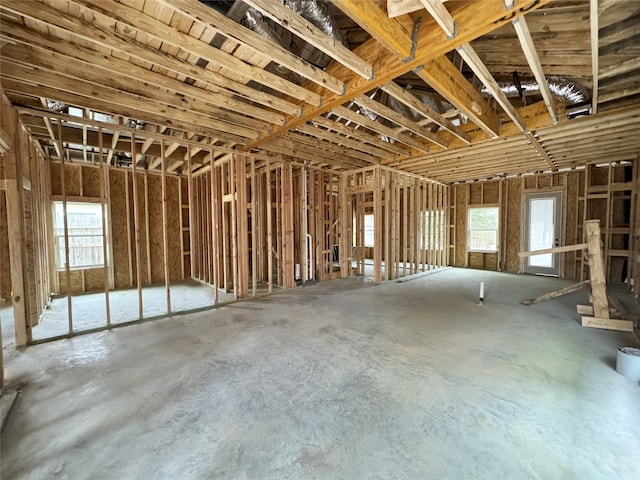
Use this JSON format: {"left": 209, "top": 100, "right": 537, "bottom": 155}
{"left": 30, "top": 280, "right": 234, "bottom": 342}
{"left": 1, "top": 269, "right": 639, "bottom": 479}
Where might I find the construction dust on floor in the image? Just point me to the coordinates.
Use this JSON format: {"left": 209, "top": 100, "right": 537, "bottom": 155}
{"left": 1, "top": 268, "right": 639, "bottom": 479}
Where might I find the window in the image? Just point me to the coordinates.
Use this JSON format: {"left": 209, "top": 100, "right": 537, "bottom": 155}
{"left": 468, "top": 207, "right": 499, "bottom": 253}
{"left": 53, "top": 202, "right": 106, "bottom": 269}
{"left": 363, "top": 214, "right": 374, "bottom": 247}
{"left": 421, "top": 210, "right": 445, "bottom": 250}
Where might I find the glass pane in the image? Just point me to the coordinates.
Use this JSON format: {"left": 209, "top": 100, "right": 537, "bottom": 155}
{"left": 529, "top": 198, "right": 554, "bottom": 267}
{"left": 468, "top": 207, "right": 498, "bottom": 252}
{"left": 52, "top": 201, "right": 105, "bottom": 268}
{"left": 364, "top": 214, "right": 374, "bottom": 247}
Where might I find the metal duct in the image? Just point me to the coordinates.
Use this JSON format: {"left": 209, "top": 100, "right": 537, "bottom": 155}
{"left": 125, "top": 119, "right": 146, "bottom": 130}
{"left": 482, "top": 77, "right": 587, "bottom": 105}
{"left": 46, "top": 100, "right": 67, "bottom": 112}
{"left": 282, "top": 0, "right": 344, "bottom": 44}
{"left": 242, "top": 8, "right": 286, "bottom": 49}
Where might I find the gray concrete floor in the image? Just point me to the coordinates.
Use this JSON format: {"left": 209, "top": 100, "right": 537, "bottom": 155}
{"left": 7, "top": 280, "right": 234, "bottom": 343}
{"left": 1, "top": 268, "right": 639, "bottom": 479}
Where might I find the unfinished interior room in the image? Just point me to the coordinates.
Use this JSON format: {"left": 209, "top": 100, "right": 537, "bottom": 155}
{"left": 1, "top": 0, "right": 639, "bottom": 478}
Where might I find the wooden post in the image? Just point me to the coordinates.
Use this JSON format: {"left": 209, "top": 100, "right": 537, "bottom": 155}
{"left": 187, "top": 147, "right": 195, "bottom": 278}
{"left": 131, "top": 133, "right": 143, "bottom": 319}
{"left": 211, "top": 162, "right": 220, "bottom": 303}
{"left": 143, "top": 171, "right": 152, "bottom": 285}
{"left": 229, "top": 155, "right": 239, "bottom": 298}
{"left": 339, "top": 172, "right": 349, "bottom": 278}
{"left": 266, "top": 158, "right": 273, "bottom": 292}
{"left": 124, "top": 169, "right": 133, "bottom": 287}
{"left": 3, "top": 112, "right": 28, "bottom": 345}
{"left": 584, "top": 220, "right": 610, "bottom": 319}
{"left": 178, "top": 177, "right": 185, "bottom": 279}
{"left": 58, "top": 122, "right": 73, "bottom": 334}
{"left": 275, "top": 167, "right": 282, "bottom": 286}
{"left": 402, "top": 183, "right": 408, "bottom": 277}
{"left": 281, "top": 162, "right": 295, "bottom": 288}
{"left": 98, "top": 127, "right": 111, "bottom": 326}
{"left": 236, "top": 154, "right": 249, "bottom": 297}
{"left": 428, "top": 182, "right": 434, "bottom": 270}
{"left": 373, "top": 166, "right": 382, "bottom": 283}
{"left": 384, "top": 170, "right": 391, "bottom": 281}
{"left": 251, "top": 158, "right": 257, "bottom": 295}
{"left": 105, "top": 152, "right": 115, "bottom": 289}
{"left": 161, "top": 139, "right": 171, "bottom": 314}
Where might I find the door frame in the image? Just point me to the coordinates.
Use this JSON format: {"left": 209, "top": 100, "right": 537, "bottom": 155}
{"left": 523, "top": 190, "right": 563, "bottom": 276}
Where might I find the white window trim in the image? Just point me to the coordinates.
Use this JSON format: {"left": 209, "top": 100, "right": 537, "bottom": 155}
{"left": 467, "top": 206, "right": 499, "bottom": 253}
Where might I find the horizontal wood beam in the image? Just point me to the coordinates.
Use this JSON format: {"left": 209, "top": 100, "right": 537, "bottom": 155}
{"left": 581, "top": 316, "right": 634, "bottom": 332}
{"left": 0, "top": 20, "right": 287, "bottom": 126}
{"left": 310, "top": 115, "right": 408, "bottom": 156}
{"left": 353, "top": 95, "right": 449, "bottom": 148}
{"left": 72, "top": 0, "right": 322, "bottom": 106}
{"left": 518, "top": 243, "right": 587, "bottom": 258}
{"left": 242, "top": 0, "right": 374, "bottom": 80}
{"left": 244, "top": 0, "right": 552, "bottom": 150}
{"left": 330, "top": 106, "right": 431, "bottom": 154}
{"left": 156, "top": 0, "right": 346, "bottom": 96}
{"left": 0, "top": 64, "right": 252, "bottom": 145}
{"left": 416, "top": 57, "right": 500, "bottom": 138}
{"left": 379, "top": 81, "right": 471, "bottom": 144}
{"left": 0, "top": 0, "right": 303, "bottom": 117}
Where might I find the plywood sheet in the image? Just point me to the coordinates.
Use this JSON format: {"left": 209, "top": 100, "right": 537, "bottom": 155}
{"left": 109, "top": 169, "right": 130, "bottom": 289}
{"left": 81, "top": 165, "right": 101, "bottom": 198}
{"left": 57, "top": 270, "right": 84, "bottom": 294}
{"left": 50, "top": 162, "right": 62, "bottom": 195}
{"left": 83, "top": 267, "right": 105, "bottom": 291}
{"left": 64, "top": 164, "right": 81, "bottom": 196}
{"left": 469, "top": 183, "right": 482, "bottom": 204}
{"left": 483, "top": 182, "right": 499, "bottom": 204}
{"left": 147, "top": 174, "right": 165, "bottom": 284}
{"left": 504, "top": 178, "right": 523, "bottom": 272}
{"left": 167, "top": 176, "right": 183, "bottom": 281}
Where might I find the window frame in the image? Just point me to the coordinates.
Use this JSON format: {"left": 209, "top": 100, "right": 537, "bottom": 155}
{"left": 52, "top": 200, "right": 108, "bottom": 271}
{"left": 467, "top": 206, "right": 499, "bottom": 253}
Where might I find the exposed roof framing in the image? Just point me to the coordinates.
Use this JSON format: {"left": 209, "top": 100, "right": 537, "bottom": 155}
{"left": 0, "top": 0, "right": 637, "bottom": 183}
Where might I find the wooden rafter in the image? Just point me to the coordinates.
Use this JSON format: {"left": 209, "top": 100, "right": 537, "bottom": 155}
{"left": 330, "top": 106, "right": 431, "bottom": 154}
{"left": 246, "top": 0, "right": 552, "bottom": 150}
{"left": 512, "top": 16, "right": 559, "bottom": 124}
{"left": 416, "top": 58, "right": 500, "bottom": 138}
{"left": 0, "top": 44, "right": 272, "bottom": 134}
{"left": 379, "top": 82, "right": 471, "bottom": 144}
{"left": 353, "top": 95, "right": 449, "bottom": 148}
{"left": 155, "top": 0, "right": 346, "bottom": 95}
{"left": 242, "top": 0, "right": 374, "bottom": 80}
{"left": 455, "top": 43, "right": 525, "bottom": 132}
{"left": 71, "top": 0, "right": 322, "bottom": 106}
{"left": 311, "top": 115, "right": 409, "bottom": 156}
{"left": 0, "top": 0, "right": 303, "bottom": 117}
{"left": 0, "top": 22, "right": 286, "bottom": 125}
{"left": 525, "top": 132, "right": 557, "bottom": 172}
{"left": 419, "top": 0, "right": 456, "bottom": 38}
